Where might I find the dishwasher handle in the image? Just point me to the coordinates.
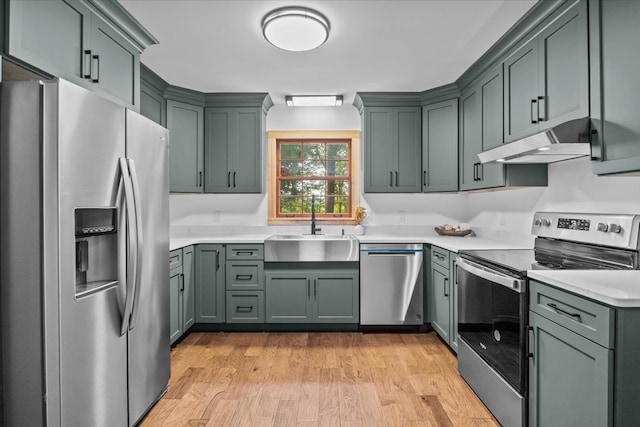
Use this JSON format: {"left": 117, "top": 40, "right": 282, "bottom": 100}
{"left": 363, "top": 250, "right": 422, "bottom": 256}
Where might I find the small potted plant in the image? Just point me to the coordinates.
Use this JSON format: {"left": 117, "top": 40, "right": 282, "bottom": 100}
{"left": 354, "top": 205, "right": 367, "bottom": 235}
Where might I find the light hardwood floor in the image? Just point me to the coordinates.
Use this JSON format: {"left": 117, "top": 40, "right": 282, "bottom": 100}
{"left": 141, "top": 332, "right": 499, "bottom": 427}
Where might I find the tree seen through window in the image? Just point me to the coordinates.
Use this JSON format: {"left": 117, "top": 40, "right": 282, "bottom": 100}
{"left": 277, "top": 139, "right": 351, "bottom": 217}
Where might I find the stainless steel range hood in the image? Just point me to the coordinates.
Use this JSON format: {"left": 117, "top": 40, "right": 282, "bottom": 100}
{"left": 478, "top": 117, "right": 591, "bottom": 164}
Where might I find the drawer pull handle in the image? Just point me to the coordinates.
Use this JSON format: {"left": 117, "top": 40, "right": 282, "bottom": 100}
{"left": 236, "top": 306, "right": 253, "bottom": 313}
{"left": 547, "top": 303, "right": 581, "bottom": 321}
{"left": 444, "top": 277, "right": 449, "bottom": 297}
{"left": 235, "top": 251, "right": 254, "bottom": 256}
{"left": 435, "top": 254, "right": 445, "bottom": 261}
{"left": 236, "top": 274, "right": 253, "bottom": 280}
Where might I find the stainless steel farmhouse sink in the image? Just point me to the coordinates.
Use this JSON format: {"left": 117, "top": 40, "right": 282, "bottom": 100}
{"left": 264, "top": 234, "right": 359, "bottom": 262}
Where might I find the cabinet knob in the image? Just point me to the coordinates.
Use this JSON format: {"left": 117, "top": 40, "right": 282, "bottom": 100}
{"left": 609, "top": 223, "right": 622, "bottom": 233}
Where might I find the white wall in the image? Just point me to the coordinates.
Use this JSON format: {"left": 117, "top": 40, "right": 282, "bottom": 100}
{"left": 171, "top": 106, "right": 640, "bottom": 237}
{"left": 467, "top": 156, "right": 640, "bottom": 243}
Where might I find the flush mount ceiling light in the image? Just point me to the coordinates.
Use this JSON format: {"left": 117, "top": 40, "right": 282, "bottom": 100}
{"left": 285, "top": 95, "right": 343, "bottom": 107}
{"left": 262, "top": 7, "right": 330, "bottom": 52}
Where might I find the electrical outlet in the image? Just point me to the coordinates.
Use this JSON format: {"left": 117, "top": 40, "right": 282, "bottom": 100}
{"left": 399, "top": 211, "right": 406, "bottom": 223}
{"left": 213, "top": 210, "right": 221, "bottom": 223}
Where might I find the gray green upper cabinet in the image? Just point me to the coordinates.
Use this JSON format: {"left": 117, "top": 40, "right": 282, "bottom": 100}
{"left": 355, "top": 94, "right": 422, "bottom": 193}
{"left": 204, "top": 108, "right": 261, "bottom": 193}
{"left": 460, "top": 65, "right": 547, "bottom": 191}
{"left": 166, "top": 98, "right": 204, "bottom": 193}
{"left": 203, "top": 94, "right": 272, "bottom": 194}
{"left": 5, "top": 0, "right": 157, "bottom": 110}
{"left": 460, "top": 66, "right": 505, "bottom": 191}
{"left": 140, "top": 64, "right": 167, "bottom": 126}
{"left": 589, "top": 0, "right": 640, "bottom": 175}
{"left": 422, "top": 99, "right": 459, "bottom": 192}
{"left": 503, "top": 0, "right": 589, "bottom": 142}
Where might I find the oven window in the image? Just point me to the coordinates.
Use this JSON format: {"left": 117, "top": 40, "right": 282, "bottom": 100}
{"left": 457, "top": 265, "right": 527, "bottom": 393}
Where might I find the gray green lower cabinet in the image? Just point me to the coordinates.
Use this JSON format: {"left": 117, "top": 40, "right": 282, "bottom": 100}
{"left": 528, "top": 280, "right": 640, "bottom": 426}
{"left": 428, "top": 246, "right": 458, "bottom": 352}
{"left": 169, "top": 246, "right": 195, "bottom": 344}
{"left": 195, "top": 244, "right": 225, "bottom": 323}
{"left": 225, "top": 244, "right": 265, "bottom": 323}
{"left": 265, "top": 263, "right": 359, "bottom": 323}
{"left": 169, "top": 262, "right": 182, "bottom": 345}
{"left": 226, "top": 291, "right": 265, "bottom": 323}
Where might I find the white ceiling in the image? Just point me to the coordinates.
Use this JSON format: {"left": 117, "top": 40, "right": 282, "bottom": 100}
{"left": 119, "top": 0, "right": 536, "bottom": 106}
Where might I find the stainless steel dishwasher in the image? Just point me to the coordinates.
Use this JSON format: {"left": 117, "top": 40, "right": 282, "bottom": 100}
{"left": 360, "top": 243, "right": 424, "bottom": 325}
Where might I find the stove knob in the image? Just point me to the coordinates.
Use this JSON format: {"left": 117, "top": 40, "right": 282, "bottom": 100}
{"left": 597, "top": 222, "right": 609, "bottom": 232}
{"left": 541, "top": 219, "right": 551, "bottom": 227}
{"left": 609, "top": 223, "right": 622, "bottom": 233}
{"left": 534, "top": 218, "right": 542, "bottom": 226}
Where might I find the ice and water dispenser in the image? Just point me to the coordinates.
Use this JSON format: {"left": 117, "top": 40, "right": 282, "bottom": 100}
{"left": 75, "top": 207, "right": 118, "bottom": 298}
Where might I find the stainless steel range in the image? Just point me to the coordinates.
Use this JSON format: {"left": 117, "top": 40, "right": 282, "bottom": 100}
{"left": 456, "top": 212, "right": 640, "bottom": 427}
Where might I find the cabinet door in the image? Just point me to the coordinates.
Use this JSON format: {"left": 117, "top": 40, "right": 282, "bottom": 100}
{"left": 459, "top": 87, "right": 483, "bottom": 191}
{"left": 7, "top": 0, "right": 90, "bottom": 82}
{"left": 431, "top": 264, "right": 451, "bottom": 344}
{"left": 395, "top": 107, "right": 422, "bottom": 192}
{"left": 182, "top": 246, "right": 195, "bottom": 331}
{"left": 195, "top": 245, "right": 225, "bottom": 323}
{"left": 538, "top": 0, "right": 589, "bottom": 129}
{"left": 204, "top": 108, "right": 232, "bottom": 192}
{"left": 231, "top": 108, "right": 262, "bottom": 193}
{"left": 529, "top": 312, "right": 613, "bottom": 427}
{"left": 450, "top": 258, "right": 458, "bottom": 354}
{"left": 140, "top": 81, "right": 165, "bottom": 126}
{"left": 590, "top": 0, "right": 640, "bottom": 175}
{"left": 313, "top": 271, "right": 359, "bottom": 323}
{"left": 504, "top": 37, "right": 540, "bottom": 142}
{"left": 422, "top": 99, "right": 458, "bottom": 192}
{"left": 167, "top": 100, "right": 204, "bottom": 193}
{"left": 479, "top": 65, "right": 506, "bottom": 188}
{"left": 169, "top": 266, "right": 183, "bottom": 345}
{"left": 364, "top": 107, "right": 395, "bottom": 192}
{"left": 265, "top": 271, "right": 313, "bottom": 323}
{"left": 89, "top": 17, "right": 139, "bottom": 108}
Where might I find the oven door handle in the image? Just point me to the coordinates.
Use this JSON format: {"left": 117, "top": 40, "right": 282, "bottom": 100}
{"left": 456, "top": 257, "right": 524, "bottom": 293}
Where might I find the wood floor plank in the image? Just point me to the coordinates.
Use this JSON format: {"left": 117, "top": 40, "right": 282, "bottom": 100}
{"left": 141, "top": 331, "right": 498, "bottom": 427}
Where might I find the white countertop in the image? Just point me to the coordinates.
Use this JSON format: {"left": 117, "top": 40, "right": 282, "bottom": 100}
{"left": 170, "top": 233, "right": 527, "bottom": 252}
{"left": 170, "top": 232, "right": 640, "bottom": 308}
{"left": 170, "top": 234, "right": 270, "bottom": 250}
{"left": 528, "top": 270, "right": 640, "bottom": 308}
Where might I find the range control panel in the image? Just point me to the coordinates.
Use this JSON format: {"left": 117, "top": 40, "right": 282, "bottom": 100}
{"left": 557, "top": 218, "right": 591, "bottom": 231}
{"left": 532, "top": 212, "right": 640, "bottom": 250}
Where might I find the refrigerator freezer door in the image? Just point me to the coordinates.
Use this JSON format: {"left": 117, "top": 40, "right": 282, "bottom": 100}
{"left": 56, "top": 79, "right": 129, "bottom": 426}
{"left": 125, "top": 109, "right": 170, "bottom": 425}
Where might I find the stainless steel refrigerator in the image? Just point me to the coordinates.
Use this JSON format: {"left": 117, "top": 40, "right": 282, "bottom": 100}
{"left": 0, "top": 78, "right": 170, "bottom": 426}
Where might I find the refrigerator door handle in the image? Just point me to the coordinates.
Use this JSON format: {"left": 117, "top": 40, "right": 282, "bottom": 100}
{"left": 119, "top": 158, "right": 137, "bottom": 336}
{"left": 127, "top": 158, "right": 144, "bottom": 330}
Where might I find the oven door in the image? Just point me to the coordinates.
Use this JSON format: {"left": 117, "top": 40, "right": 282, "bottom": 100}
{"left": 456, "top": 256, "right": 527, "bottom": 394}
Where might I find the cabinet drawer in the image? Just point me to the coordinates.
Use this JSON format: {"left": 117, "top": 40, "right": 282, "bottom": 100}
{"left": 169, "top": 249, "right": 182, "bottom": 270}
{"left": 432, "top": 247, "right": 450, "bottom": 269}
{"left": 226, "top": 244, "right": 264, "bottom": 260}
{"left": 529, "top": 280, "right": 614, "bottom": 348}
{"left": 226, "top": 291, "right": 265, "bottom": 323}
{"left": 226, "top": 261, "right": 264, "bottom": 290}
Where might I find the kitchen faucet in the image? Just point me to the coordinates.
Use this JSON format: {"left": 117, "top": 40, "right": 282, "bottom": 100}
{"left": 310, "top": 195, "right": 322, "bottom": 235}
